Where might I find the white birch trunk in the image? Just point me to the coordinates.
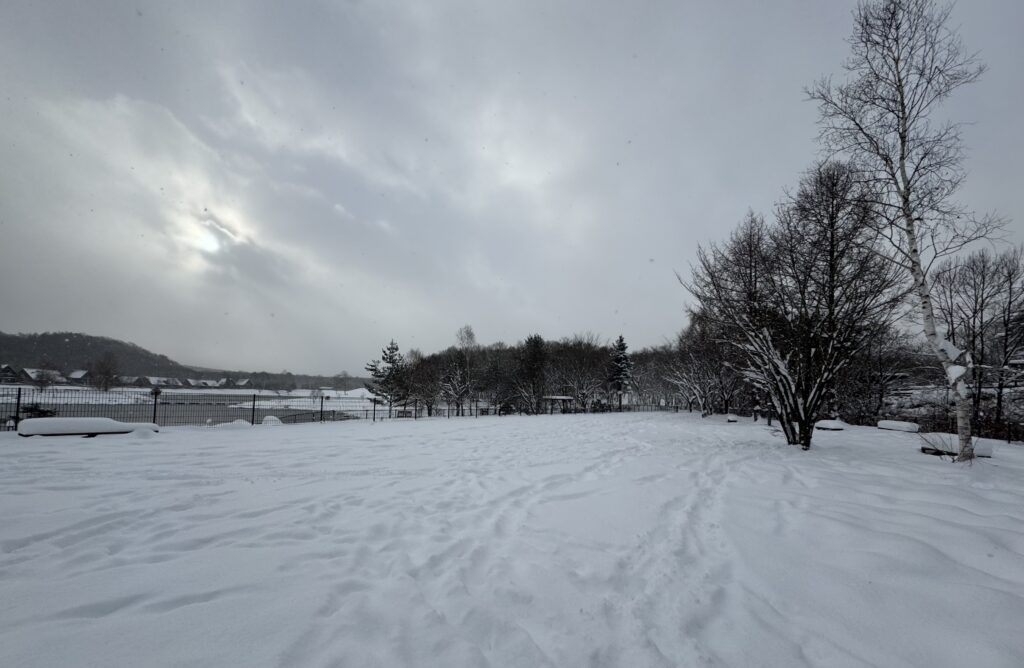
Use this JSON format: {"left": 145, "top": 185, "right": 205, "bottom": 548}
{"left": 903, "top": 220, "right": 974, "bottom": 459}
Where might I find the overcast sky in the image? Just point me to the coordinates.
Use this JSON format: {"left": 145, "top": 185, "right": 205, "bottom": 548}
{"left": 1, "top": 1, "right": 1020, "bottom": 375}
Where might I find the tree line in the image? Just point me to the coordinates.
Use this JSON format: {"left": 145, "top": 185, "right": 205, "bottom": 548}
{"left": 364, "top": 327, "right": 650, "bottom": 417}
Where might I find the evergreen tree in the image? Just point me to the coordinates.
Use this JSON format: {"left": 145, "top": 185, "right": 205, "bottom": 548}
{"left": 608, "top": 335, "right": 633, "bottom": 410}
{"left": 365, "top": 340, "right": 408, "bottom": 416}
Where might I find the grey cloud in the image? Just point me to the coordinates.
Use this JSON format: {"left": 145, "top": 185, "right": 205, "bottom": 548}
{"left": 0, "top": 0, "right": 1019, "bottom": 374}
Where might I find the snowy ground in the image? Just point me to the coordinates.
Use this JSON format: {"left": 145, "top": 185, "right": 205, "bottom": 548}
{"left": 1, "top": 413, "right": 1022, "bottom": 667}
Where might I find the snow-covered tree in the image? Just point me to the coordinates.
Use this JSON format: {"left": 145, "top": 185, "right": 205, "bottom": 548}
{"left": 608, "top": 335, "right": 633, "bottom": 410}
{"left": 364, "top": 339, "right": 408, "bottom": 417}
{"left": 808, "top": 0, "right": 1001, "bottom": 459}
{"left": 688, "top": 162, "right": 904, "bottom": 449}
{"left": 548, "top": 333, "right": 607, "bottom": 411}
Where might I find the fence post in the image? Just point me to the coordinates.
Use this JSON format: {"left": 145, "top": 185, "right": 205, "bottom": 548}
{"left": 251, "top": 394, "right": 257, "bottom": 425}
{"left": 372, "top": 400, "right": 376, "bottom": 423}
{"left": 414, "top": 399, "right": 418, "bottom": 420}
{"left": 14, "top": 387, "right": 21, "bottom": 428}
{"left": 151, "top": 388, "right": 161, "bottom": 425}
{"left": 320, "top": 396, "right": 325, "bottom": 423}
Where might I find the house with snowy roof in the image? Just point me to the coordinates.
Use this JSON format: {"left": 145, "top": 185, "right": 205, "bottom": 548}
{"left": 184, "top": 378, "right": 220, "bottom": 388}
{"left": 23, "top": 368, "right": 68, "bottom": 385}
{"left": 1, "top": 364, "right": 28, "bottom": 384}
{"left": 145, "top": 377, "right": 183, "bottom": 388}
{"left": 68, "top": 369, "right": 91, "bottom": 385}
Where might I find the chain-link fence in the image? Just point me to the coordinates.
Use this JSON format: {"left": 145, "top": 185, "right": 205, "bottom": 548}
{"left": 0, "top": 386, "right": 676, "bottom": 431}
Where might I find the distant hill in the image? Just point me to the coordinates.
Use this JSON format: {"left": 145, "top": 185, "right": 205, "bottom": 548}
{"left": 0, "top": 331, "right": 367, "bottom": 390}
{"left": 0, "top": 331, "right": 192, "bottom": 377}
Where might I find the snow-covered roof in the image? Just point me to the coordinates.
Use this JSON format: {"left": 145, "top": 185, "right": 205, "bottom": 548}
{"left": 69, "top": 369, "right": 90, "bottom": 379}
{"left": 23, "top": 368, "right": 68, "bottom": 383}
{"left": 146, "top": 377, "right": 183, "bottom": 387}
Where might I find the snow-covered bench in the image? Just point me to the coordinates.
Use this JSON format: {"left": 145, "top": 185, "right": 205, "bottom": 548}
{"left": 877, "top": 420, "right": 919, "bottom": 433}
{"left": 921, "top": 439, "right": 993, "bottom": 458}
{"left": 17, "top": 417, "right": 159, "bottom": 438}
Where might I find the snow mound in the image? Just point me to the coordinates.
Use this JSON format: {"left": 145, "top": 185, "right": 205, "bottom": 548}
{"left": 726, "top": 414, "right": 740, "bottom": 422}
{"left": 214, "top": 419, "right": 251, "bottom": 429}
{"left": 262, "top": 415, "right": 283, "bottom": 426}
{"left": 17, "top": 417, "right": 158, "bottom": 437}
{"left": 815, "top": 419, "right": 846, "bottom": 431}
{"left": 878, "top": 419, "right": 919, "bottom": 433}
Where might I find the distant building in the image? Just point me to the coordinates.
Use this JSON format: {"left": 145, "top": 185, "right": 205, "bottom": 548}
{"left": 145, "top": 377, "right": 183, "bottom": 388}
{"left": 184, "top": 378, "right": 221, "bottom": 388}
{"left": 68, "top": 369, "right": 91, "bottom": 385}
{"left": 0, "top": 364, "right": 27, "bottom": 384}
{"left": 23, "top": 368, "right": 68, "bottom": 385}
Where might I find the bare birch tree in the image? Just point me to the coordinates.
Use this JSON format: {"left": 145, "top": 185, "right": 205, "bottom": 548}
{"left": 807, "top": 0, "right": 1002, "bottom": 458}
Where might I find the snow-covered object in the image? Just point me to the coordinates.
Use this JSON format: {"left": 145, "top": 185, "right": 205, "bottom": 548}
{"left": 726, "top": 414, "right": 739, "bottom": 422}
{"left": 815, "top": 419, "right": 846, "bottom": 430}
{"left": 946, "top": 364, "right": 967, "bottom": 386}
{"left": 17, "top": 417, "right": 158, "bottom": 437}
{"left": 878, "top": 420, "right": 920, "bottom": 433}
{"left": 1, "top": 413, "right": 1021, "bottom": 666}
{"left": 973, "top": 441, "right": 993, "bottom": 458}
{"left": 214, "top": 419, "right": 251, "bottom": 429}
{"left": 262, "top": 415, "right": 283, "bottom": 426}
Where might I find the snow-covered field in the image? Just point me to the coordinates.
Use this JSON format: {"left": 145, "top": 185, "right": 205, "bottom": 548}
{"left": 1, "top": 413, "right": 1022, "bottom": 667}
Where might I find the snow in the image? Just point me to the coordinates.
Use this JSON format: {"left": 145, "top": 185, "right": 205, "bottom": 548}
{"left": 214, "top": 419, "right": 251, "bottom": 429}
{"left": 814, "top": 419, "right": 846, "bottom": 430}
{"left": 16, "top": 417, "right": 158, "bottom": 437}
{"left": 938, "top": 337, "right": 963, "bottom": 362}
{"left": 878, "top": 419, "right": 920, "bottom": 432}
{"left": 1, "top": 413, "right": 1022, "bottom": 667}
{"left": 946, "top": 364, "right": 967, "bottom": 386}
{"left": 261, "top": 415, "right": 283, "bottom": 426}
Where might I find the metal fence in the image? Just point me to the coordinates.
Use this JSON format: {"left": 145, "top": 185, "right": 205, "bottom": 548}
{"left": 0, "top": 386, "right": 676, "bottom": 431}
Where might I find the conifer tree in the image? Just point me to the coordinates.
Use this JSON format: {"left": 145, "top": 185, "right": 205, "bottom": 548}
{"left": 609, "top": 335, "right": 633, "bottom": 411}
{"left": 365, "top": 340, "right": 408, "bottom": 416}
